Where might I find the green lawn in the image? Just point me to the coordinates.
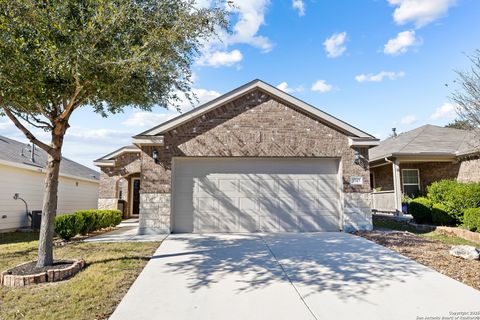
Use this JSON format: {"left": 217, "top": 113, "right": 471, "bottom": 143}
{"left": 373, "top": 217, "right": 479, "bottom": 247}
{"left": 0, "top": 232, "right": 159, "bottom": 320}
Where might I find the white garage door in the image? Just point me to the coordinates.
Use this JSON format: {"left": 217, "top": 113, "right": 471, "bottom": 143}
{"left": 172, "top": 158, "right": 341, "bottom": 233}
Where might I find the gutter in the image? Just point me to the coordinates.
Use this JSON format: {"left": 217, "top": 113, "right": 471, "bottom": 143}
{"left": 0, "top": 159, "right": 99, "bottom": 184}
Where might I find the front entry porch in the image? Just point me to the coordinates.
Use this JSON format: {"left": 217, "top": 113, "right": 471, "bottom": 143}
{"left": 370, "top": 159, "right": 461, "bottom": 214}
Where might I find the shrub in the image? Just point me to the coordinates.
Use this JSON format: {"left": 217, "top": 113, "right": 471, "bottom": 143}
{"left": 431, "top": 203, "right": 457, "bottom": 226}
{"left": 427, "top": 180, "right": 480, "bottom": 222}
{"left": 54, "top": 209, "right": 122, "bottom": 240}
{"left": 464, "top": 208, "right": 480, "bottom": 231}
{"left": 54, "top": 214, "right": 85, "bottom": 240}
{"left": 409, "top": 197, "right": 433, "bottom": 224}
{"left": 97, "top": 210, "right": 122, "bottom": 229}
{"left": 76, "top": 210, "right": 99, "bottom": 235}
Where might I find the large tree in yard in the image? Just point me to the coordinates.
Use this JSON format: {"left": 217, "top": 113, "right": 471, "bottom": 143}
{"left": 0, "top": 0, "right": 226, "bottom": 267}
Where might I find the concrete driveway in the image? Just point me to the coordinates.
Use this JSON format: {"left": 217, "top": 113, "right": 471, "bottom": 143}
{"left": 110, "top": 233, "right": 480, "bottom": 320}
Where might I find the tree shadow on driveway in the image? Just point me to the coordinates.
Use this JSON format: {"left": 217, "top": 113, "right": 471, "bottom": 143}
{"left": 150, "top": 232, "right": 428, "bottom": 301}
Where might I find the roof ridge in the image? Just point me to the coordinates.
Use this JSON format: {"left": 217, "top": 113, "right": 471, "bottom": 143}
{"left": 397, "top": 125, "right": 428, "bottom": 153}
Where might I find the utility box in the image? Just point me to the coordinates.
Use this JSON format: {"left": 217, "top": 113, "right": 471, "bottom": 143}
{"left": 31, "top": 210, "right": 42, "bottom": 230}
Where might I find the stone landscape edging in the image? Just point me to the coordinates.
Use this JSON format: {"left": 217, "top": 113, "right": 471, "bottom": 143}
{"left": 0, "top": 259, "right": 85, "bottom": 287}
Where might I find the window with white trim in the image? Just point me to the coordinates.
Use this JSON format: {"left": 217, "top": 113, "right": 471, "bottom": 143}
{"left": 402, "top": 169, "right": 420, "bottom": 196}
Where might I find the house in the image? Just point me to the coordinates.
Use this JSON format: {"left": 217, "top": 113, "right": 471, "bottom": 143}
{"left": 0, "top": 135, "right": 100, "bottom": 231}
{"left": 369, "top": 124, "right": 480, "bottom": 213}
{"left": 94, "top": 79, "right": 379, "bottom": 234}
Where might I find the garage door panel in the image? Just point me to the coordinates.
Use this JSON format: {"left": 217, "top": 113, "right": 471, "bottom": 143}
{"left": 173, "top": 158, "right": 341, "bottom": 233}
{"left": 218, "top": 179, "right": 238, "bottom": 192}
{"left": 196, "top": 197, "right": 218, "bottom": 213}
{"left": 239, "top": 179, "right": 259, "bottom": 194}
{"left": 256, "top": 179, "right": 277, "bottom": 196}
{"left": 259, "top": 215, "right": 280, "bottom": 232}
{"left": 297, "top": 214, "right": 339, "bottom": 232}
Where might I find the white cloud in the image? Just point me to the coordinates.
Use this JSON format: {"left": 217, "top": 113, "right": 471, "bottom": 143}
{"left": 400, "top": 114, "right": 418, "bottom": 125}
{"left": 383, "top": 30, "right": 418, "bottom": 55}
{"left": 388, "top": 0, "right": 456, "bottom": 28}
{"left": 323, "top": 32, "right": 347, "bottom": 58}
{"left": 292, "top": 0, "right": 305, "bottom": 16}
{"left": 197, "top": 0, "right": 272, "bottom": 67}
{"left": 197, "top": 49, "right": 243, "bottom": 67}
{"left": 171, "top": 88, "right": 221, "bottom": 113}
{"left": 277, "top": 82, "right": 293, "bottom": 93}
{"left": 276, "top": 82, "right": 304, "bottom": 94}
{"left": 355, "top": 71, "right": 405, "bottom": 82}
{"left": 0, "top": 119, "right": 13, "bottom": 130}
{"left": 430, "top": 102, "right": 458, "bottom": 120}
{"left": 122, "top": 112, "right": 176, "bottom": 128}
{"left": 311, "top": 80, "right": 333, "bottom": 93}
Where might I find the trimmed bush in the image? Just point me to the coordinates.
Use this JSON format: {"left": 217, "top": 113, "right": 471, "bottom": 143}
{"left": 76, "top": 210, "right": 99, "bottom": 235}
{"left": 427, "top": 180, "right": 480, "bottom": 222}
{"left": 431, "top": 203, "right": 457, "bottom": 226}
{"left": 54, "top": 214, "right": 85, "bottom": 240}
{"left": 54, "top": 209, "right": 122, "bottom": 240}
{"left": 409, "top": 197, "right": 433, "bottom": 224}
{"left": 464, "top": 208, "right": 480, "bottom": 231}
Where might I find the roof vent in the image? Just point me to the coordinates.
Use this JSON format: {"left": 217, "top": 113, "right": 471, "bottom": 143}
{"left": 392, "top": 128, "right": 397, "bottom": 138}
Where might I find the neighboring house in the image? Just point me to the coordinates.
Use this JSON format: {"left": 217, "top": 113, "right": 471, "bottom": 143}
{"left": 94, "top": 79, "right": 379, "bottom": 234}
{"left": 0, "top": 135, "right": 100, "bottom": 231}
{"left": 369, "top": 124, "right": 480, "bottom": 213}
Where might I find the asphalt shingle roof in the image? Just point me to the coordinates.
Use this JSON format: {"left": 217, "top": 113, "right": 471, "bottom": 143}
{"left": 369, "top": 124, "right": 479, "bottom": 161}
{"left": 0, "top": 135, "right": 100, "bottom": 181}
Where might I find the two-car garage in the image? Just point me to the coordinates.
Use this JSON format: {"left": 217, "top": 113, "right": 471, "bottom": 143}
{"left": 172, "top": 157, "right": 342, "bottom": 233}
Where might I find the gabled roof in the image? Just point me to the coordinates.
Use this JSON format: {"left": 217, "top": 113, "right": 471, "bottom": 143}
{"left": 0, "top": 135, "right": 100, "bottom": 182}
{"left": 369, "top": 124, "right": 479, "bottom": 162}
{"left": 134, "top": 79, "right": 377, "bottom": 140}
{"left": 93, "top": 145, "right": 139, "bottom": 162}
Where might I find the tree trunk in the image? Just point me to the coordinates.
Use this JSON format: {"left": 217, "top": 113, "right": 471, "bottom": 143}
{"left": 36, "top": 149, "right": 62, "bottom": 267}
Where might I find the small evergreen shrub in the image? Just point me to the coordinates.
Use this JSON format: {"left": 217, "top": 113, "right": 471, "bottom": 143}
{"left": 76, "top": 210, "right": 99, "bottom": 235}
{"left": 54, "top": 209, "right": 122, "bottom": 240}
{"left": 431, "top": 203, "right": 457, "bottom": 226}
{"left": 464, "top": 208, "right": 480, "bottom": 232}
{"left": 427, "top": 180, "right": 480, "bottom": 222}
{"left": 409, "top": 197, "right": 433, "bottom": 224}
{"left": 54, "top": 214, "right": 85, "bottom": 240}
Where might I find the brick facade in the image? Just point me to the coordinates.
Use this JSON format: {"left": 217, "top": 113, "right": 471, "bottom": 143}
{"left": 99, "top": 89, "right": 373, "bottom": 232}
{"left": 98, "top": 152, "right": 141, "bottom": 212}
{"left": 141, "top": 90, "right": 370, "bottom": 194}
{"left": 372, "top": 159, "right": 480, "bottom": 194}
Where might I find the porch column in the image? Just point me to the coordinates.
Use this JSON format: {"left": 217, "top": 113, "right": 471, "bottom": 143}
{"left": 392, "top": 160, "right": 403, "bottom": 215}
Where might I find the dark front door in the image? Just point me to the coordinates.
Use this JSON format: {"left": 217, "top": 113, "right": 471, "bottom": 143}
{"left": 132, "top": 179, "right": 140, "bottom": 216}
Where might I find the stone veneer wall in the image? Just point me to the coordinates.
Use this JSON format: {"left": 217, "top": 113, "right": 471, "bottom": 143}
{"left": 139, "top": 90, "right": 372, "bottom": 233}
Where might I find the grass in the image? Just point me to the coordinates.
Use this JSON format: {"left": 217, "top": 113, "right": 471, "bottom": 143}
{"left": 0, "top": 232, "right": 159, "bottom": 320}
{"left": 373, "top": 217, "right": 480, "bottom": 247}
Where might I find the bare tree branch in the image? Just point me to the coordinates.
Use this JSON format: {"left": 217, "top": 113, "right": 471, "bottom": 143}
{"left": 1, "top": 106, "right": 55, "bottom": 154}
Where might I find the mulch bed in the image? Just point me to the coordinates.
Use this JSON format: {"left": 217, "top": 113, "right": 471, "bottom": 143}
{"left": 5, "top": 260, "right": 74, "bottom": 276}
{"left": 356, "top": 230, "right": 480, "bottom": 291}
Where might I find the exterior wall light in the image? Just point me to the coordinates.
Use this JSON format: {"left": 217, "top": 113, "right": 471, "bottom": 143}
{"left": 152, "top": 149, "right": 159, "bottom": 164}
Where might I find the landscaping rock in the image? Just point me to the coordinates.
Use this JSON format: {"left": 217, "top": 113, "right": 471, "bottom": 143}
{"left": 449, "top": 245, "right": 480, "bottom": 260}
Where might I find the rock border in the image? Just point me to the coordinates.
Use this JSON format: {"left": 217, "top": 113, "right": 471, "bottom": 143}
{"left": 0, "top": 259, "right": 85, "bottom": 287}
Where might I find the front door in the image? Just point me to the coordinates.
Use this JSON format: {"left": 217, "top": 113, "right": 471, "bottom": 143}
{"left": 131, "top": 178, "right": 140, "bottom": 216}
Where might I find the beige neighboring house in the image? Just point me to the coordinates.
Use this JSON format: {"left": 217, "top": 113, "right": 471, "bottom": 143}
{"left": 369, "top": 125, "right": 480, "bottom": 214}
{"left": 94, "top": 79, "right": 379, "bottom": 234}
{"left": 0, "top": 135, "right": 100, "bottom": 232}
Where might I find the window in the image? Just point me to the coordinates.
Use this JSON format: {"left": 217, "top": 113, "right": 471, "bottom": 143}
{"left": 370, "top": 172, "right": 375, "bottom": 190}
{"left": 402, "top": 169, "right": 420, "bottom": 197}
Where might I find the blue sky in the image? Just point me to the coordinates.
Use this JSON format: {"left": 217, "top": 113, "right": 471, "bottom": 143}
{"left": 0, "top": 0, "right": 479, "bottom": 169}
